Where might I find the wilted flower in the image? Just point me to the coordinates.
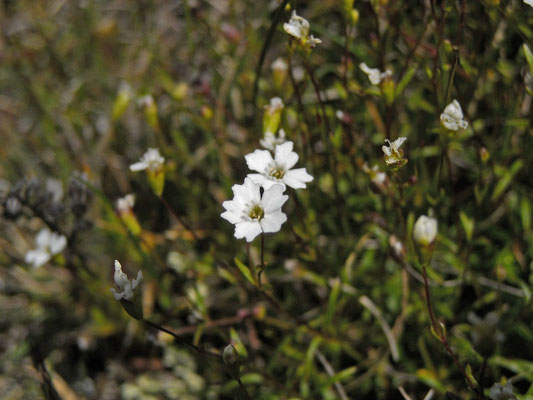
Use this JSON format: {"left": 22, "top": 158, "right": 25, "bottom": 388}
{"left": 25, "top": 228, "right": 67, "bottom": 268}
{"left": 130, "top": 148, "right": 165, "bottom": 172}
{"left": 413, "top": 215, "right": 438, "bottom": 247}
{"left": 382, "top": 137, "right": 407, "bottom": 167}
{"left": 489, "top": 383, "right": 517, "bottom": 400}
{"left": 221, "top": 178, "right": 288, "bottom": 242}
{"left": 260, "top": 129, "right": 287, "bottom": 151}
{"left": 130, "top": 148, "right": 165, "bottom": 196}
{"left": 440, "top": 100, "right": 468, "bottom": 131}
{"left": 245, "top": 141, "right": 313, "bottom": 190}
{"left": 360, "top": 62, "right": 392, "bottom": 85}
{"left": 283, "top": 11, "right": 321, "bottom": 49}
{"left": 110, "top": 260, "right": 143, "bottom": 301}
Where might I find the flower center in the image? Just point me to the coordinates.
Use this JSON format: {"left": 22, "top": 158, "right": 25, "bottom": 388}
{"left": 268, "top": 165, "right": 285, "bottom": 179}
{"left": 248, "top": 204, "right": 264, "bottom": 221}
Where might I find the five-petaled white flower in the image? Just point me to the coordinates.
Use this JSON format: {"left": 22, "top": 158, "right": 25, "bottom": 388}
{"left": 360, "top": 63, "right": 392, "bottom": 85}
{"left": 245, "top": 141, "right": 313, "bottom": 190}
{"left": 25, "top": 228, "right": 67, "bottom": 268}
{"left": 221, "top": 178, "right": 288, "bottom": 242}
{"left": 413, "top": 215, "right": 438, "bottom": 247}
{"left": 260, "top": 129, "right": 287, "bottom": 151}
{"left": 283, "top": 11, "right": 321, "bottom": 48}
{"left": 129, "top": 148, "right": 165, "bottom": 172}
{"left": 440, "top": 100, "right": 468, "bottom": 131}
{"left": 382, "top": 137, "right": 407, "bottom": 167}
{"left": 111, "top": 260, "right": 143, "bottom": 301}
{"left": 489, "top": 382, "right": 517, "bottom": 400}
{"left": 116, "top": 194, "right": 135, "bottom": 212}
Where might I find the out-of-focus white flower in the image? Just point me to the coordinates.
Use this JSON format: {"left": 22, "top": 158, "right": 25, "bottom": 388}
{"left": 271, "top": 57, "right": 288, "bottom": 72}
{"left": 363, "top": 163, "right": 386, "bottom": 186}
{"left": 265, "top": 97, "right": 284, "bottom": 115}
{"left": 110, "top": 260, "right": 143, "bottom": 301}
{"left": 137, "top": 94, "right": 154, "bottom": 107}
{"left": 245, "top": 141, "right": 313, "bottom": 190}
{"left": 260, "top": 129, "right": 287, "bottom": 151}
{"left": 45, "top": 178, "right": 63, "bottom": 203}
{"left": 524, "top": 0, "right": 533, "bottom": 7}
{"left": 382, "top": 137, "right": 407, "bottom": 167}
{"left": 413, "top": 215, "right": 438, "bottom": 247}
{"left": 25, "top": 228, "right": 67, "bottom": 268}
{"left": 283, "top": 11, "right": 321, "bottom": 48}
{"left": 360, "top": 62, "right": 392, "bottom": 85}
{"left": 116, "top": 194, "right": 135, "bottom": 212}
{"left": 129, "top": 148, "right": 165, "bottom": 172}
{"left": 221, "top": 178, "right": 288, "bottom": 242}
{"left": 489, "top": 382, "right": 517, "bottom": 400}
{"left": 440, "top": 100, "right": 468, "bottom": 131}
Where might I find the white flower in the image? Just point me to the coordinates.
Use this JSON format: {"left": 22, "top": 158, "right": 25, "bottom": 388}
{"left": 382, "top": 137, "right": 407, "bottom": 167}
{"left": 245, "top": 141, "right": 313, "bottom": 190}
{"left": 110, "top": 260, "right": 143, "bottom": 301}
{"left": 283, "top": 11, "right": 321, "bottom": 48}
{"left": 524, "top": 0, "right": 533, "bottom": 7}
{"left": 440, "top": 100, "right": 468, "bottom": 131}
{"left": 413, "top": 215, "right": 438, "bottom": 247}
{"left": 129, "top": 148, "right": 165, "bottom": 172}
{"left": 271, "top": 57, "right": 288, "bottom": 72}
{"left": 260, "top": 129, "right": 286, "bottom": 151}
{"left": 116, "top": 194, "right": 135, "bottom": 212}
{"left": 221, "top": 178, "right": 288, "bottom": 242}
{"left": 25, "top": 228, "right": 67, "bottom": 268}
{"left": 360, "top": 62, "right": 392, "bottom": 85}
{"left": 489, "top": 383, "right": 517, "bottom": 400}
{"left": 363, "top": 163, "right": 387, "bottom": 186}
{"left": 264, "top": 97, "right": 284, "bottom": 114}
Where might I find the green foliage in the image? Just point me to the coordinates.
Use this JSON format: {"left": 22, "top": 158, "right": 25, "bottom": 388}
{"left": 0, "top": 1, "right": 532, "bottom": 399}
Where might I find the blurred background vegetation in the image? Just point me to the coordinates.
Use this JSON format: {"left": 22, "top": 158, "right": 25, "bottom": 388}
{"left": 0, "top": 0, "right": 532, "bottom": 399}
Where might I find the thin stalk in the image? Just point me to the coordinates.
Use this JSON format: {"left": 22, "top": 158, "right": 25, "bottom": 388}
{"left": 258, "top": 233, "right": 265, "bottom": 287}
{"left": 143, "top": 319, "right": 221, "bottom": 360}
{"left": 159, "top": 195, "right": 200, "bottom": 241}
{"left": 237, "top": 378, "right": 253, "bottom": 400}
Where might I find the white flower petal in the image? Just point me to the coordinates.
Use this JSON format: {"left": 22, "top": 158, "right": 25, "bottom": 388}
{"left": 221, "top": 208, "right": 242, "bottom": 224}
{"left": 247, "top": 174, "right": 278, "bottom": 190}
{"left": 49, "top": 233, "right": 67, "bottom": 255}
{"left": 234, "top": 221, "right": 262, "bottom": 242}
{"left": 261, "top": 184, "right": 288, "bottom": 213}
{"left": 245, "top": 150, "right": 273, "bottom": 173}
{"left": 25, "top": 249, "right": 51, "bottom": 268}
{"left": 283, "top": 168, "right": 313, "bottom": 189}
{"left": 274, "top": 141, "right": 294, "bottom": 164}
{"left": 129, "top": 161, "right": 148, "bottom": 171}
{"left": 35, "top": 228, "right": 52, "bottom": 249}
{"left": 260, "top": 209, "right": 287, "bottom": 233}
{"left": 393, "top": 137, "right": 407, "bottom": 150}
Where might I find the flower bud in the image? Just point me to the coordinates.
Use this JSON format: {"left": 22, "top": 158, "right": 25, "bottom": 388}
{"left": 413, "top": 215, "right": 438, "bottom": 247}
{"left": 223, "top": 344, "right": 240, "bottom": 380}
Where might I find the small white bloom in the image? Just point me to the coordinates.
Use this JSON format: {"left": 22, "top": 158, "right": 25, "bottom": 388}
{"left": 489, "top": 382, "right": 517, "bottom": 400}
{"left": 413, "top": 215, "right": 438, "bottom": 247}
{"left": 284, "top": 11, "right": 310, "bottom": 41}
{"left": 116, "top": 194, "right": 135, "bottom": 212}
{"left": 382, "top": 137, "right": 407, "bottom": 167}
{"left": 25, "top": 228, "right": 67, "bottom": 268}
{"left": 260, "top": 129, "right": 287, "bottom": 151}
{"left": 221, "top": 178, "right": 288, "bottom": 242}
{"left": 363, "top": 163, "right": 386, "bottom": 186}
{"left": 110, "top": 260, "right": 143, "bottom": 301}
{"left": 245, "top": 141, "right": 313, "bottom": 190}
{"left": 283, "top": 11, "right": 321, "bottom": 48}
{"left": 360, "top": 62, "right": 392, "bottom": 85}
{"left": 440, "top": 100, "right": 468, "bottom": 131}
{"left": 265, "top": 97, "right": 284, "bottom": 114}
{"left": 129, "top": 148, "right": 165, "bottom": 172}
{"left": 271, "top": 57, "right": 288, "bottom": 72}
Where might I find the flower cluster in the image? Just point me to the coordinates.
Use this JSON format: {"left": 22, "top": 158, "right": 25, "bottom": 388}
{"left": 25, "top": 228, "right": 67, "bottom": 268}
{"left": 222, "top": 138, "right": 312, "bottom": 242}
